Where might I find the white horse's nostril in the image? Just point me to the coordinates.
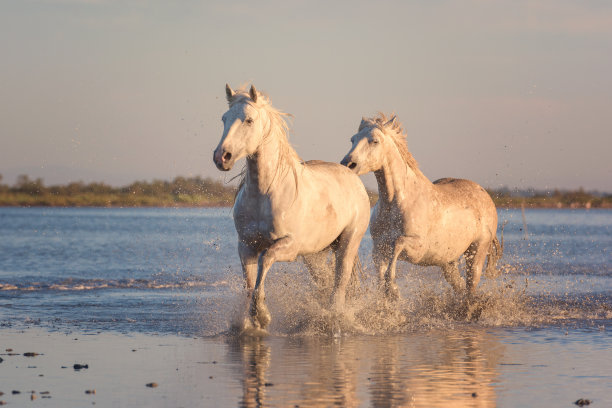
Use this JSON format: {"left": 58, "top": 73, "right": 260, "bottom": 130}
{"left": 222, "top": 152, "right": 232, "bottom": 162}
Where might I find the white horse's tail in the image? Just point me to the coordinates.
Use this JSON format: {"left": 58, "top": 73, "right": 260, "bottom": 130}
{"left": 485, "top": 221, "right": 507, "bottom": 279}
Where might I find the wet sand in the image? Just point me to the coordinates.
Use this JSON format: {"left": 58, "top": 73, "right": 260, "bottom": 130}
{"left": 1, "top": 326, "right": 610, "bottom": 407}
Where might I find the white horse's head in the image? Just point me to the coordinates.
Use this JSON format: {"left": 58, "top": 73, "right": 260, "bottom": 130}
{"left": 340, "top": 115, "right": 398, "bottom": 175}
{"left": 213, "top": 84, "right": 268, "bottom": 171}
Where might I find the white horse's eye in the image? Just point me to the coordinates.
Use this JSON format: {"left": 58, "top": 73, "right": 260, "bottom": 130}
{"left": 245, "top": 118, "right": 254, "bottom": 125}
{"left": 371, "top": 138, "right": 380, "bottom": 144}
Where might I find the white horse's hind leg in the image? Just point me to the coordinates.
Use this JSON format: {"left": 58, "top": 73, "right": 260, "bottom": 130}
{"left": 441, "top": 260, "right": 464, "bottom": 293}
{"left": 302, "top": 249, "right": 334, "bottom": 291}
{"left": 465, "top": 241, "right": 488, "bottom": 295}
{"left": 251, "top": 236, "right": 299, "bottom": 329}
{"left": 330, "top": 231, "right": 361, "bottom": 312}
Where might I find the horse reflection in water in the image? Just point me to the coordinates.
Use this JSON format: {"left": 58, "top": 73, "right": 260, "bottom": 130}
{"left": 213, "top": 84, "right": 370, "bottom": 330}
{"left": 227, "top": 330, "right": 503, "bottom": 407}
{"left": 341, "top": 113, "right": 503, "bottom": 300}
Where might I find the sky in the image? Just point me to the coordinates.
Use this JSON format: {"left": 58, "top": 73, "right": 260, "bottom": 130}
{"left": 1, "top": 0, "right": 611, "bottom": 191}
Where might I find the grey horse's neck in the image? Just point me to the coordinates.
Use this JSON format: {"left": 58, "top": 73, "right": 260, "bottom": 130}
{"left": 375, "top": 148, "right": 431, "bottom": 205}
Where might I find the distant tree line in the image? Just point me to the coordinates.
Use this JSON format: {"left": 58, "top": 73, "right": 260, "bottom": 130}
{"left": 0, "top": 174, "right": 237, "bottom": 207}
{"left": 0, "top": 174, "right": 610, "bottom": 208}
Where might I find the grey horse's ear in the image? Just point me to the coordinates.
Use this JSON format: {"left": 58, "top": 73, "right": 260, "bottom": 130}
{"left": 225, "top": 84, "right": 235, "bottom": 103}
{"left": 384, "top": 115, "right": 397, "bottom": 127}
{"left": 249, "top": 85, "right": 258, "bottom": 103}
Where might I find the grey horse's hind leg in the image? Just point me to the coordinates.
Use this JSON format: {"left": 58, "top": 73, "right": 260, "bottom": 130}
{"left": 441, "top": 260, "right": 464, "bottom": 293}
{"left": 464, "top": 241, "right": 488, "bottom": 295}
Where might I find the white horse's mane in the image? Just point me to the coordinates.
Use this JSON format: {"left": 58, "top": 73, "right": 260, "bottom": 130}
{"left": 359, "top": 112, "right": 419, "bottom": 171}
{"left": 229, "top": 86, "right": 301, "bottom": 194}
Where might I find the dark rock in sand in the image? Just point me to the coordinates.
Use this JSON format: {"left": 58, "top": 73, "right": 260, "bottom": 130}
{"left": 264, "top": 382, "right": 274, "bottom": 387}
{"left": 472, "top": 392, "right": 478, "bottom": 398}
{"left": 23, "top": 352, "right": 39, "bottom": 357}
{"left": 73, "top": 363, "right": 89, "bottom": 370}
{"left": 146, "top": 382, "right": 158, "bottom": 388}
{"left": 85, "top": 389, "right": 96, "bottom": 395}
{"left": 575, "top": 399, "right": 592, "bottom": 406}
{"left": 0, "top": 357, "right": 3, "bottom": 363}
{"left": 5, "top": 349, "right": 12, "bottom": 352}
{"left": 12, "top": 390, "right": 20, "bottom": 395}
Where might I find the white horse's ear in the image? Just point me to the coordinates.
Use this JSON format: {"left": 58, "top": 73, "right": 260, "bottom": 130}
{"left": 359, "top": 116, "right": 368, "bottom": 129}
{"left": 225, "top": 84, "right": 235, "bottom": 103}
{"left": 384, "top": 115, "right": 397, "bottom": 127}
{"left": 249, "top": 85, "right": 258, "bottom": 103}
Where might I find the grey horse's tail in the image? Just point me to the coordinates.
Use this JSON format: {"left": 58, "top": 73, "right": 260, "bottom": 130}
{"left": 485, "top": 221, "right": 506, "bottom": 278}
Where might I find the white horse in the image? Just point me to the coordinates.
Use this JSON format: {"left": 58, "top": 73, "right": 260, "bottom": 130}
{"left": 213, "top": 84, "right": 370, "bottom": 329}
{"left": 340, "top": 113, "right": 502, "bottom": 299}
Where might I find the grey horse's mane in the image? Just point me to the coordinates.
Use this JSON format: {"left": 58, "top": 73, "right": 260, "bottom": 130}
{"left": 359, "top": 112, "right": 419, "bottom": 171}
{"left": 229, "top": 86, "right": 300, "bottom": 199}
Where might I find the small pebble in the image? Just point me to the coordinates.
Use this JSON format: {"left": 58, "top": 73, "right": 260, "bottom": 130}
{"left": 23, "top": 352, "right": 39, "bottom": 357}
{"left": 264, "top": 382, "right": 274, "bottom": 387}
{"left": 12, "top": 390, "right": 20, "bottom": 395}
{"left": 40, "top": 392, "right": 50, "bottom": 395}
{"left": 5, "top": 349, "right": 12, "bottom": 352}
{"left": 472, "top": 392, "right": 478, "bottom": 398}
{"left": 74, "top": 363, "right": 89, "bottom": 370}
{"left": 146, "top": 382, "right": 158, "bottom": 388}
{"left": 209, "top": 376, "right": 213, "bottom": 379}
{"left": 31, "top": 394, "right": 37, "bottom": 401}
{"left": 575, "top": 399, "right": 592, "bottom": 407}
{"left": 85, "top": 389, "right": 96, "bottom": 395}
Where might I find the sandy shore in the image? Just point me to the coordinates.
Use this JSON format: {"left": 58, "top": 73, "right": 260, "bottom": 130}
{"left": 0, "top": 328, "right": 231, "bottom": 407}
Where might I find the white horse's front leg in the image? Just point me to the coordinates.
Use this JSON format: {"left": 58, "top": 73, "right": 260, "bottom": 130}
{"left": 385, "top": 235, "right": 426, "bottom": 300}
{"left": 238, "top": 242, "right": 259, "bottom": 330}
{"left": 250, "top": 236, "right": 298, "bottom": 329}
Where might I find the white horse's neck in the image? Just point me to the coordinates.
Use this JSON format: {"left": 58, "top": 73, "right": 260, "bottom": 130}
{"left": 375, "top": 142, "right": 431, "bottom": 205}
{"left": 245, "top": 123, "right": 298, "bottom": 195}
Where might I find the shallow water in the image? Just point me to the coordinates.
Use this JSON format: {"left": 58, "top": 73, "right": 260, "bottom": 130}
{"left": 0, "top": 207, "right": 611, "bottom": 406}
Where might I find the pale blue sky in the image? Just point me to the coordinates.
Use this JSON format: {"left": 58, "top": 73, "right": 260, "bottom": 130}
{"left": 1, "top": 0, "right": 611, "bottom": 191}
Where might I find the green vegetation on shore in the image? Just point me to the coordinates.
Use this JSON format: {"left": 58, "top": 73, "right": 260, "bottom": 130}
{"left": 0, "top": 174, "right": 610, "bottom": 208}
{"left": 0, "top": 174, "right": 236, "bottom": 207}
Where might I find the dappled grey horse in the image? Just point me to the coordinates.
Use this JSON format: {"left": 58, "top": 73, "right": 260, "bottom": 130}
{"left": 341, "top": 113, "right": 502, "bottom": 299}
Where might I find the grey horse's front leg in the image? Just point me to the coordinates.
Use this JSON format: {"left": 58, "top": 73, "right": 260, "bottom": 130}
{"left": 250, "top": 236, "right": 298, "bottom": 329}
{"left": 385, "top": 234, "right": 426, "bottom": 300}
